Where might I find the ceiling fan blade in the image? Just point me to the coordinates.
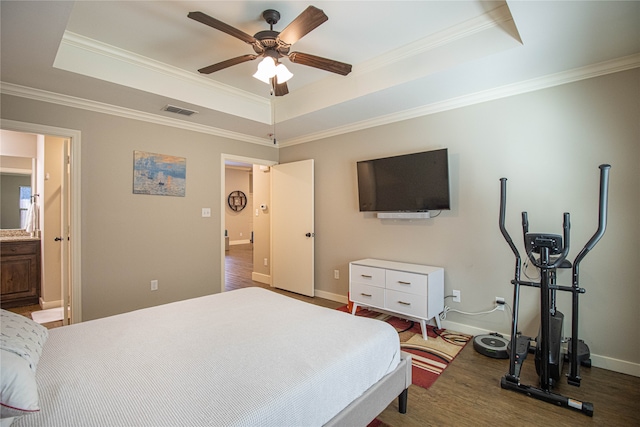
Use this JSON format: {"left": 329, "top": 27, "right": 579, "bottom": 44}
{"left": 198, "top": 54, "right": 258, "bottom": 74}
{"left": 288, "top": 52, "right": 352, "bottom": 76}
{"left": 272, "top": 78, "right": 289, "bottom": 97}
{"left": 277, "top": 6, "right": 328, "bottom": 45}
{"left": 188, "top": 11, "right": 256, "bottom": 45}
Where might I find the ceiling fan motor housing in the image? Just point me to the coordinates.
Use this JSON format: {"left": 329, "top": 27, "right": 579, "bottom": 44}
{"left": 262, "top": 9, "right": 280, "bottom": 26}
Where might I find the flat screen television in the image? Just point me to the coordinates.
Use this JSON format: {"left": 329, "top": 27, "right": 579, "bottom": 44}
{"left": 357, "top": 148, "right": 450, "bottom": 212}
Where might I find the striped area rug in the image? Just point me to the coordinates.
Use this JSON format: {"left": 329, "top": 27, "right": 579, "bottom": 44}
{"left": 338, "top": 306, "right": 472, "bottom": 390}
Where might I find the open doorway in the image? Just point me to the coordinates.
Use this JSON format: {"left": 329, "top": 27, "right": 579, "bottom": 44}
{"left": 0, "top": 120, "right": 82, "bottom": 324}
{"left": 221, "top": 155, "right": 276, "bottom": 293}
{"left": 224, "top": 161, "right": 255, "bottom": 291}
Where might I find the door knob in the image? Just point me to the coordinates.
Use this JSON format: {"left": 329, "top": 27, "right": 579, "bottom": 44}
{"left": 54, "top": 237, "right": 62, "bottom": 241}
{"left": 305, "top": 232, "right": 315, "bottom": 237}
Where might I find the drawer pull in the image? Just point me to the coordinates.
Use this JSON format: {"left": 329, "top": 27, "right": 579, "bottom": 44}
{"left": 397, "top": 301, "right": 411, "bottom": 306}
{"left": 360, "top": 274, "right": 373, "bottom": 279}
{"left": 398, "top": 281, "right": 411, "bottom": 285}
{"left": 360, "top": 293, "right": 372, "bottom": 297}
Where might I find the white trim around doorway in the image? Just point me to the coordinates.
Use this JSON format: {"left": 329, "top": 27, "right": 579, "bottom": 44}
{"left": 220, "top": 154, "right": 276, "bottom": 293}
{"left": 1, "top": 119, "right": 82, "bottom": 323}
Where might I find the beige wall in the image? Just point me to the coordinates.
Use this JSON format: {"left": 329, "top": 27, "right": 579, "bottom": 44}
{"left": 252, "top": 165, "right": 271, "bottom": 281}
{"left": 0, "top": 129, "right": 37, "bottom": 158}
{"left": 224, "top": 167, "right": 253, "bottom": 244}
{"left": 1, "top": 94, "right": 278, "bottom": 321}
{"left": 280, "top": 69, "right": 640, "bottom": 372}
{"left": 42, "top": 135, "right": 64, "bottom": 304}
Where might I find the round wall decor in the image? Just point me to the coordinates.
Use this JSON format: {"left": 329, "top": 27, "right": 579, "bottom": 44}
{"left": 228, "top": 190, "right": 247, "bottom": 212}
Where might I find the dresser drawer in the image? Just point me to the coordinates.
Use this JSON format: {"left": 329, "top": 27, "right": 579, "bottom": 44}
{"left": 350, "top": 264, "right": 385, "bottom": 288}
{"left": 350, "top": 282, "right": 385, "bottom": 307}
{"left": 386, "top": 270, "right": 427, "bottom": 296}
{"left": 385, "top": 289, "right": 427, "bottom": 318}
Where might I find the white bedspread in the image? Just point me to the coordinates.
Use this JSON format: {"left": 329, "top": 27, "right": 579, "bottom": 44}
{"left": 14, "top": 288, "right": 400, "bottom": 426}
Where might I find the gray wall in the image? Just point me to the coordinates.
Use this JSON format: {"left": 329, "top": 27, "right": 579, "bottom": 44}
{"left": 1, "top": 94, "right": 278, "bottom": 320}
{"left": 280, "top": 69, "right": 639, "bottom": 371}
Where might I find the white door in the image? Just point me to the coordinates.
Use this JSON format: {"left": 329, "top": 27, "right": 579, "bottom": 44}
{"left": 271, "top": 159, "right": 314, "bottom": 296}
{"left": 61, "top": 139, "right": 71, "bottom": 325}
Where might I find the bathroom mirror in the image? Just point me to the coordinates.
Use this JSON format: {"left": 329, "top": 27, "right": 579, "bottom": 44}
{"left": 0, "top": 155, "right": 33, "bottom": 229}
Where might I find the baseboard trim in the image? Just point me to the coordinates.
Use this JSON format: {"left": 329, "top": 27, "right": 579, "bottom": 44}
{"left": 39, "top": 298, "right": 62, "bottom": 310}
{"left": 315, "top": 289, "right": 348, "bottom": 304}
{"left": 440, "top": 319, "right": 640, "bottom": 377}
{"left": 251, "top": 272, "right": 271, "bottom": 285}
{"left": 230, "top": 239, "right": 251, "bottom": 245}
{"left": 589, "top": 354, "right": 640, "bottom": 377}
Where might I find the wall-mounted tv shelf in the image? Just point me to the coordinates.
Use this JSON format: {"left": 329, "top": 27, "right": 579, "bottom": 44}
{"left": 376, "top": 212, "right": 431, "bottom": 219}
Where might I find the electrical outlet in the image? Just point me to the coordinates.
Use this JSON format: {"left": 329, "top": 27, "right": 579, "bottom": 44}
{"left": 264, "top": 258, "right": 268, "bottom": 266}
{"left": 334, "top": 270, "right": 340, "bottom": 279}
{"left": 150, "top": 280, "right": 158, "bottom": 291}
{"left": 452, "top": 290, "right": 461, "bottom": 303}
{"left": 495, "top": 296, "right": 505, "bottom": 310}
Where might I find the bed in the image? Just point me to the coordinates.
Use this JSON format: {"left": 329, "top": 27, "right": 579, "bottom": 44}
{"left": 1, "top": 287, "right": 411, "bottom": 426}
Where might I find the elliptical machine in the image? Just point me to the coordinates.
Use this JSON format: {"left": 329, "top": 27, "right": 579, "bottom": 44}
{"left": 498, "top": 164, "right": 610, "bottom": 417}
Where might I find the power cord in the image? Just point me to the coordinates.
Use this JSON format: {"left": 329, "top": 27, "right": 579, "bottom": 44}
{"left": 439, "top": 302, "right": 511, "bottom": 321}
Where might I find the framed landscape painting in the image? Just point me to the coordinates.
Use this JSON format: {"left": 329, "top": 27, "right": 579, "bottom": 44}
{"left": 133, "top": 151, "right": 186, "bottom": 197}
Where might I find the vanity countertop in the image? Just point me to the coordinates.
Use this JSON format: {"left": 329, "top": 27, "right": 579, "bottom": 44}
{"left": 0, "top": 236, "right": 41, "bottom": 242}
{"left": 0, "top": 230, "right": 41, "bottom": 242}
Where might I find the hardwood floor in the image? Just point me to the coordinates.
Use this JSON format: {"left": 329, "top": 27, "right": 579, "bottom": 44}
{"left": 5, "top": 304, "right": 63, "bottom": 329}
{"left": 226, "top": 243, "right": 639, "bottom": 425}
{"left": 225, "top": 243, "right": 267, "bottom": 292}
{"left": 225, "top": 243, "right": 342, "bottom": 309}
{"left": 377, "top": 343, "right": 639, "bottom": 426}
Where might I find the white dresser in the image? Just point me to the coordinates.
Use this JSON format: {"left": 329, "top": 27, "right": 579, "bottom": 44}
{"left": 349, "top": 259, "right": 444, "bottom": 340}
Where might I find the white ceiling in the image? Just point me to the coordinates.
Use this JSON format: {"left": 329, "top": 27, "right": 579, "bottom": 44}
{"left": 1, "top": 1, "right": 639, "bottom": 147}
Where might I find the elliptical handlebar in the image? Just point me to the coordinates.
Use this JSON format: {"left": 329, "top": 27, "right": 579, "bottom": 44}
{"left": 568, "top": 164, "right": 611, "bottom": 387}
{"left": 499, "top": 177, "right": 522, "bottom": 381}
{"left": 573, "top": 164, "right": 611, "bottom": 269}
{"left": 499, "top": 178, "right": 521, "bottom": 267}
{"left": 552, "top": 212, "right": 571, "bottom": 269}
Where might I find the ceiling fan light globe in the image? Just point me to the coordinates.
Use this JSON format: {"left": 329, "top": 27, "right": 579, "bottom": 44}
{"left": 252, "top": 70, "right": 271, "bottom": 84}
{"left": 253, "top": 56, "right": 278, "bottom": 84}
{"left": 275, "top": 64, "right": 293, "bottom": 83}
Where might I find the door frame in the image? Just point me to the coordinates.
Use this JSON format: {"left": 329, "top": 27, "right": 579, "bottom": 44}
{"left": 220, "top": 153, "right": 276, "bottom": 292}
{"left": 1, "top": 119, "right": 82, "bottom": 323}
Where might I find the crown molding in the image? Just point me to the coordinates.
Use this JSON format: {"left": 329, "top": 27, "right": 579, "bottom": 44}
{"left": 0, "top": 82, "right": 274, "bottom": 147}
{"left": 61, "top": 32, "right": 267, "bottom": 105}
{"left": 3, "top": 54, "right": 638, "bottom": 148}
{"left": 56, "top": 31, "right": 272, "bottom": 124}
{"left": 355, "top": 3, "right": 518, "bottom": 75}
{"left": 278, "top": 53, "right": 640, "bottom": 147}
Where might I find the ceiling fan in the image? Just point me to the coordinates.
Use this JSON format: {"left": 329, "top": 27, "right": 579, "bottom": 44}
{"left": 188, "top": 6, "right": 352, "bottom": 96}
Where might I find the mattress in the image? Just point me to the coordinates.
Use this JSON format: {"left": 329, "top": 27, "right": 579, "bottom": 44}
{"left": 14, "top": 287, "right": 401, "bottom": 426}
